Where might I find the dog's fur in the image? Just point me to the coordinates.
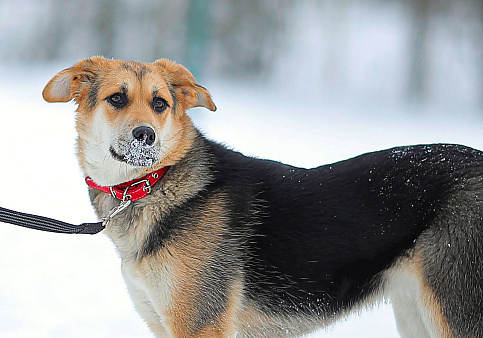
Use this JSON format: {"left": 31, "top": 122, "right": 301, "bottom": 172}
{"left": 43, "top": 57, "right": 482, "bottom": 337}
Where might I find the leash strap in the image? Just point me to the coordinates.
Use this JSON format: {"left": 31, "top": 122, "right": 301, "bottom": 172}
{"left": 0, "top": 206, "right": 104, "bottom": 234}
{"left": 0, "top": 168, "right": 169, "bottom": 235}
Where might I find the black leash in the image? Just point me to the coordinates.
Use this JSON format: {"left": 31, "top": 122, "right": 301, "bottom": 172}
{"left": 0, "top": 206, "right": 104, "bottom": 234}
{"left": 0, "top": 171, "right": 144, "bottom": 235}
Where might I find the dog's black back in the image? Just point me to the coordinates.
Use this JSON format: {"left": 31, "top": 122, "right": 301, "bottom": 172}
{"left": 207, "top": 141, "right": 483, "bottom": 328}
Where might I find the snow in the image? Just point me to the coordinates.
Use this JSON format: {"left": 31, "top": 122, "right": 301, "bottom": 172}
{"left": 0, "top": 63, "right": 482, "bottom": 337}
{"left": 119, "top": 137, "right": 157, "bottom": 167}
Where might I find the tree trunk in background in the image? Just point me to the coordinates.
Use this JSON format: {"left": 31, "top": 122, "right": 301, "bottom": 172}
{"left": 480, "top": 1, "right": 483, "bottom": 107}
{"left": 93, "top": 0, "right": 117, "bottom": 59}
{"left": 407, "top": 0, "right": 431, "bottom": 104}
{"left": 36, "top": 0, "right": 67, "bottom": 60}
{"left": 185, "top": 0, "right": 212, "bottom": 80}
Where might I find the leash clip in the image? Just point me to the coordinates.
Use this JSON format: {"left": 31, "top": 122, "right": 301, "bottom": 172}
{"left": 102, "top": 198, "right": 132, "bottom": 227}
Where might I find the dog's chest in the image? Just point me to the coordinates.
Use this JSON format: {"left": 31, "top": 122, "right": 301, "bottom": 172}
{"left": 98, "top": 199, "right": 162, "bottom": 257}
{"left": 121, "top": 259, "right": 148, "bottom": 290}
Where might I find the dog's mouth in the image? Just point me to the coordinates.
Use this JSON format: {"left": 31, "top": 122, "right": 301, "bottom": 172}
{"left": 109, "top": 138, "right": 159, "bottom": 167}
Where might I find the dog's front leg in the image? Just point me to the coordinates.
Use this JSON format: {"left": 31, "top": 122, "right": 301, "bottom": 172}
{"left": 122, "top": 262, "right": 172, "bottom": 336}
{"left": 164, "top": 277, "right": 243, "bottom": 338}
{"left": 125, "top": 252, "right": 242, "bottom": 337}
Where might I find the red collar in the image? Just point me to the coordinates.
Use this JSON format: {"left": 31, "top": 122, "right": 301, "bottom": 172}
{"left": 85, "top": 167, "right": 169, "bottom": 202}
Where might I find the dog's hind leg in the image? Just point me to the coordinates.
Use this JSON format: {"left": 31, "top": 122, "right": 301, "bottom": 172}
{"left": 391, "top": 293, "right": 434, "bottom": 337}
{"left": 388, "top": 177, "right": 483, "bottom": 338}
{"left": 387, "top": 259, "right": 448, "bottom": 338}
{"left": 415, "top": 186, "right": 483, "bottom": 338}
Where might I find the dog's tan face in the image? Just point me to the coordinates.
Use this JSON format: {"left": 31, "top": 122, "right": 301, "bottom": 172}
{"left": 43, "top": 57, "right": 216, "bottom": 186}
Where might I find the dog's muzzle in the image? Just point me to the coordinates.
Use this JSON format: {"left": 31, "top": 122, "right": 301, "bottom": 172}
{"left": 110, "top": 126, "right": 160, "bottom": 167}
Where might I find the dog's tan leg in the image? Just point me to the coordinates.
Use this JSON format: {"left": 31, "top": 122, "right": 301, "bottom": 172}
{"left": 165, "top": 279, "right": 242, "bottom": 338}
{"left": 152, "top": 193, "right": 242, "bottom": 337}
{"left": 122, "top": 275, "right": 170, "bottom": 336}
{"left": 121, "top": 259, "right": 176, "bottom": 337}
{"left": 146, "top": 322, "right": 170, "bottom": 337}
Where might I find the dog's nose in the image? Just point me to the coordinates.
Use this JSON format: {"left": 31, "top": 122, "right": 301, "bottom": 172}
{"left": 132, "top": 126, "right": 156, "bottom": 146}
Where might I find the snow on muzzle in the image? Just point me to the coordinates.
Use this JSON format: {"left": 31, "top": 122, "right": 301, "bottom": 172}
{"left": 109, "top": 127, "right": 160, "bottom": 167}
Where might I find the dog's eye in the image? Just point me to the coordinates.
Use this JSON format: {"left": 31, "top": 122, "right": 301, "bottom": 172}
{"left": 153, "top": 97, "right": 168, "bottom": 113}
{"left": 106, "top": 93, "right": 128, "bottom": 109}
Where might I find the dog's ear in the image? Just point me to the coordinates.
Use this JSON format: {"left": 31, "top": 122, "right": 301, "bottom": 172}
{"left": 155, "top": 59, "right": 216, "bottom": 112}
{"left": 43, "top": 56, "right": 105, "bottom": 103}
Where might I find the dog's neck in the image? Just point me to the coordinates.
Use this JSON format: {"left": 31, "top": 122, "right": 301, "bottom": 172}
{"left": 88, "top": 131, "right": 215, "bottom": 260}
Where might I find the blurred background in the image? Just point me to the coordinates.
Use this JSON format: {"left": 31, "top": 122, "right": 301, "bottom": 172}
{"left": 0, "top": 0, "right": 482, "bottom": 337}
{"left": 1, "top": 0, "right": 482, "bottom": 108}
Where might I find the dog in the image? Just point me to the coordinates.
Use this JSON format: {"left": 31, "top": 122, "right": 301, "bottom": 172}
{"left": 42, "top": 56, "right": 482, "bottom": 337}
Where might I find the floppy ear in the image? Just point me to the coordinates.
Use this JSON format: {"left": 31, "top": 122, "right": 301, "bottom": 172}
{"left": 155, "top": 59, "right": 216, "bottom": 112}
{"left": 42, "top": 56, "right": 105, "bottom": 103}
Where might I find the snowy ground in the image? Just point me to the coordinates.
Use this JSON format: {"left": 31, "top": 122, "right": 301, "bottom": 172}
{"left": 0, "top": 63, "right": 482, "bottom": 337}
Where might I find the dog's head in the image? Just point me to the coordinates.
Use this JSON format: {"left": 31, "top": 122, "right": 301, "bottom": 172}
{"left": 43, "top": 56, "right": 216, "bottom": 186}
